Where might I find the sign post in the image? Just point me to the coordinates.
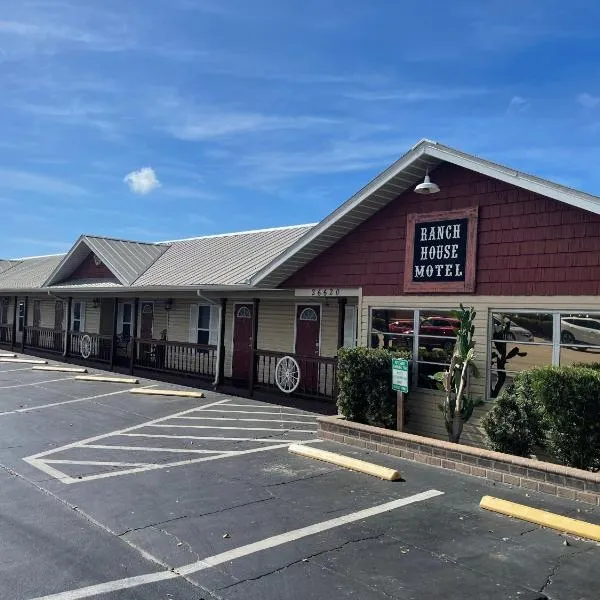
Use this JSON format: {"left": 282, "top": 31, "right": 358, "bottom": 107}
{"left": 392, "top": 358, "right": 409, "bottom": 432}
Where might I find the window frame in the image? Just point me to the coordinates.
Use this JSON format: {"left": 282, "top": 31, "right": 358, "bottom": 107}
{"left": 71, "top": 300, "right": 86, "bottom": 333}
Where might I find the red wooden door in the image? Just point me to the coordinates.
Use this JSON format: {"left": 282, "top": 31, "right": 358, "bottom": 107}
{"left": 295, "top": 305, "right": 321, "bottom": 392}
{"left": 232, "top": 304, "right": 254, "bottom": 382}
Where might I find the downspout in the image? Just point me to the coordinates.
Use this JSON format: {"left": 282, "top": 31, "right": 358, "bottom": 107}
{"left": 196, "top": 289, "right": 222, "bottom": 387}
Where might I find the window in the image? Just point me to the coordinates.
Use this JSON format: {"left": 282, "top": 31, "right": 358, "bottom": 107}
{"left": 417, "top": 310, "right": 458, "bottom": 388}
{"left": 299, "top": 307, "right": 318, "bottom": 321}
{"left": 72, "top": 301, "right": 85, "bottom": 333}
{"left": 119, "top": 303, "right": 133, "bottom": 339}
{"left": 370, "top": 308, "right": 414, "bottom": 354}
{"left": 343, "top": 305, "right": 357, "bottom": 348}
{"left": 189, "top": 304, "right": 219, "bottom": 346}
{"left": 490, "top": 312, "right": 552, "bottom": 398}
{"left": 236, "top": 306, "right": 251, "bottom": 319}
{"left": 0, "top": 298, "right": 9, "bottom": 325}
{"left": 559, "top": 312, "right": 600, "bottom": 367}
{"left": 18, "top": 302, "right": 25, "bottom": 332}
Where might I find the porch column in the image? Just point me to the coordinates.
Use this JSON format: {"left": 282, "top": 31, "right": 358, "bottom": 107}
{"left": 109, "top": 297, "right": 118, "bottom": 369}
{"left": 216, "top": 298, "right": 227, "bottom": 386}
{"left": 21, "top": 296, "right": 28, "bottom": 352}
{"left": 10, "top": 296, "right": 17, "bottom": 350}
{"left": 129, "top": 298, "right": 139, "bottom": 375}
{"left": 248, "top": 298, "right": 260, "bottom": 395}
{"left": 64, "top": 297, "right": 72, "bottom": 357}
{"left": 337, "top": 297, "right": 347, "bottom": 349}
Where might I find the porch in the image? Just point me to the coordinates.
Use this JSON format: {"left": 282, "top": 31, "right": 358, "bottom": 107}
{"left": 0, "top": 293, "right": 352, "bottom": 403}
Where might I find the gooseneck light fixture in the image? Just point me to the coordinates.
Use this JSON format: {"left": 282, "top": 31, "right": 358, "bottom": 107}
{"left": 414, "top": 169, "right": 440, "bottom": 195}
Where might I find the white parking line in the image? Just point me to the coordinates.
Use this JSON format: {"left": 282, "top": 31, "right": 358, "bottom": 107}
{"left": 28, "top": 489, "right": 444, "bottom": 600}
{"left": 44, "top": 459, "right": 151, "bottom": 468}
{"left": 173, "top": 416, "right": 316, "bottom": 425}
{"left": 0, "top": 366, "right": 40, "bottom": 373}
{"left": 84, "top": 444, "right": 235, "bottom": 454}
{"left": 151, "top": 424, "right": 316, "bottom": 432}
{"left": 196, "top": 409, "right": 315, "bottom": 417}
{"left": 0, "top": 385, "right": 158, "bottom": 416}
{"left": 123, "top": 433, "right": 312, "bottom": 443}
{"left": 0, "top": 376, "right": 76, "bottom": 389}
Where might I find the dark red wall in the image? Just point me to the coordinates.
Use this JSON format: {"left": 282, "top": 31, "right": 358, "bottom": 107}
{"left": 69, "top": 252, "right": 115, "bottom": 280}
{"left": 284, "top": 163, "right": 600, "bottom": 296}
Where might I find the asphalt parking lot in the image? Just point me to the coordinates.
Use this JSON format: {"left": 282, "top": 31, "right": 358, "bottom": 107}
{"left": 0, "top": 353, "right": 598, "bottom": 600}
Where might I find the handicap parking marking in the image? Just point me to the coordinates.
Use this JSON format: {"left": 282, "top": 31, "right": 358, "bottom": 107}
{"left": 27, "top": 489, "right": 444, "bottom": 600}
{"left": 23, "top": 399, "right": 320, "bottom": 483}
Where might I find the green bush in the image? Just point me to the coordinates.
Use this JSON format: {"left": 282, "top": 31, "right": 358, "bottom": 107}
{"left": 336, "top": 347, "right": 410, "bottom": 429}
{"left": 532, "top": 366, "right": 600, "bottom": 471}
{"left": 482, "top": 372, "right": 546, "bottom": 457}
{"left": 571, "top": 362, "right": 600, "bottom": 371}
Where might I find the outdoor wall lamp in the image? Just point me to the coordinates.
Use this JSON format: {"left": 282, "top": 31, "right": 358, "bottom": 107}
{"left": 414, "top": 169, "right": 440, "bottom": 195}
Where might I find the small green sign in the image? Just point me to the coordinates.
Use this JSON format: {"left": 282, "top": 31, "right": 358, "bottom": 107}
{"left": 392, "top": 358, "right": 409, "bottom": 393}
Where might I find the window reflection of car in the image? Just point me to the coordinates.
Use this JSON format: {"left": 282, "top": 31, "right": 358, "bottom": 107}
{"left": 492, "top": 317, "right": 534, "bottom": 342}
{"left": 560, "top": 317, "right": 600, "bottom": 348}
{"left": 419, "top": 317, "right": 460, "bottom": 351}
{"left": 388, "top": 320, "right": 413, "bottom": 334}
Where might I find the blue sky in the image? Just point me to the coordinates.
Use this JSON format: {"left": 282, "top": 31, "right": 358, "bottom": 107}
{"left": 1, "top": 0, "right": 600, "bottom": 258}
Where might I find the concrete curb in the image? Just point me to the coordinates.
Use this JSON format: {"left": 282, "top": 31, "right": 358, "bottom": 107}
{"left": 289, "top": 444, "right": 401, "bottom": 481}
{"left": 480, "top": 495, "right": 600, "bottom": 542}
{"left": 0, "top": 358, "right": 48, "bottom": 364}
{"left": 318, "top": 416, "right": 600, "bottom": 506}
{"left": 74, "top": 375, "right": 139, "bottom": 384}
{"left": 0, "top": 353, "right": 17, "bottom": 358}
{"left": 129, "top": 388, "right": 204, "bottom": 398}
{"left": 32, "top": 366, "right": 88, "bottom": 373}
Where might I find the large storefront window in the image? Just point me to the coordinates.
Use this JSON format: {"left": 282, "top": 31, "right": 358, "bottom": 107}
{"left": 371, "top": 307, "right": 600, "bottom": 399}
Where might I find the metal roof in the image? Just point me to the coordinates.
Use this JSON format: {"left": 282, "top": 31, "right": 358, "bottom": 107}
{"left": 251, "top": 139, "right": 600, "bottom": 287}
{"left": 48, "top": 278, "right": 123, "bottom": 289}
{"left": 0, "top": 260, "right": 19, "bottom": 275}
{"left": 44, "top": 235, "right": 168, "bottom": 287}
{"left": 133, "top": 224, "right": 314, "bottom": 287}
{"left": 0, "top": 255, "right": 64, "bottom": 291}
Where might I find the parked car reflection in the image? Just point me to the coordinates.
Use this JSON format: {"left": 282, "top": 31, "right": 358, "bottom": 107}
{"left": 492, "top": 316, "right": 534, "bottom": 342}
{"left": 560, "top": 317, "right": 600, "bottom": 350}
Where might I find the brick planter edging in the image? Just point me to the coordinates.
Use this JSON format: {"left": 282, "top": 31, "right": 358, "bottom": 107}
{"left": 317, "top": 416, "right": 600, "bottom": 506}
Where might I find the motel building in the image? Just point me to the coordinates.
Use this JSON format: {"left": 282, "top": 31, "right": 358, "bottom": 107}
{"left": 2, "top": 139, "right": 600, "bottom": 445}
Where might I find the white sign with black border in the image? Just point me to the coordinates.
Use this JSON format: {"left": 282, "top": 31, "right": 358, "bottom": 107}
{"left": 295, "top": 288, "right": 360, "bottom": 298}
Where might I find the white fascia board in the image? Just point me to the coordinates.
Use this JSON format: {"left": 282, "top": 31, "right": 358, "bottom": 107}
{"left": 426, "top": 145, "right": 600, "bottom": 216}
{"left": 250, "top": 143, "right": 430, "bottom": 286}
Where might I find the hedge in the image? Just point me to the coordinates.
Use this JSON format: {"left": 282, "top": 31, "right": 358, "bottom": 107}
{"left": 483, "top": 365, "right": 600, "bottom": 471}
{"left": 337, "top": 347, "right": 410, "bottom": 429}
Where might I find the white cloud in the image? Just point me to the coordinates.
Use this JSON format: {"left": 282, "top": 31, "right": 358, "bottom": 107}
{"left": 506, "top": 96, "right": 530, "bottom": 115}
{"left": 344, "top": 87, "right": 490, "bottom": 102}
{"left": 123, "top": 167, "right": 161, "bottom": 195}
{"left": 577, "top": 93, "right": 600, "bottom": 109}
{"left": 167, "top": 112, "right": 338, "bottom": 141}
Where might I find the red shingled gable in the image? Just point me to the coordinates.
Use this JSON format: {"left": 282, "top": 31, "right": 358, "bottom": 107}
{"left": 283, "top": 163, "right": 600, "bottom": 296}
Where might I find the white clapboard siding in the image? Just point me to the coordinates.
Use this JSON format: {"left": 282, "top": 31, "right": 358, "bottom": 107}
{"left": 362, "top": 294, "right": 600, "bottom": 442}
{"left": 84, "top": 302, "right": 99, "bottom": 334}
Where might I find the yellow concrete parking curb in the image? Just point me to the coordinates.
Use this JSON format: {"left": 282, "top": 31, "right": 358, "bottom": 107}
{"left": 128, "top": 388, "right": 205, "bottom": 398}
{"left": 32, "top": 366, "right": 88, "bottom": 373}
{"left": 288, "top": 444, "right": 401, "bottom": 481}
{"left": 74, "top": 375, "right": 139, "bottom": 384}
{"left": 0, "top": 357, "right": 48, "bottom": 364}
{"left": 480, "top": 495, "right": 600, "bottom": 542}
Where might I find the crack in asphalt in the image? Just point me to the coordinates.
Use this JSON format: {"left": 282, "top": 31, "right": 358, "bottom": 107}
{"left": 538, "top": 546, "right": 596, "bottom": 596}
{"left": 118, "top": 496, "right": 275, "bottom": 537}
{"left": 214, "top": 533, "right": 393, "bottom": 595}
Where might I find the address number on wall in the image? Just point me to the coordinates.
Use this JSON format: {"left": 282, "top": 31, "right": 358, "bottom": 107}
{"left": 294, "top": 287, "right": 359, "bottom": 298}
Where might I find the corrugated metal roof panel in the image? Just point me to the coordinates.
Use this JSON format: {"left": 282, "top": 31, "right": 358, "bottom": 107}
{"left": 0, "top": 255, "right": 65, "bottom": 290}
{"left": 134, "top": 225, "right": 314, "bottom": 287}
{"left": 84, "top": 236, "right": 168, "bottom": 285}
